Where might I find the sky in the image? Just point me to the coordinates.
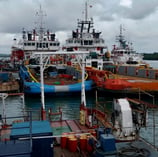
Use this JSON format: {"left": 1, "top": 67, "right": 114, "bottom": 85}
{"left": 0, "top": 0, "right": 158, "bottom": 54}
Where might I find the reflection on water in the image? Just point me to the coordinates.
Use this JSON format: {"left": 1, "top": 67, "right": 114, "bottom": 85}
{"left": 25, "top": 94, "right": 97, "bottom": 120}
{"left": 0, "top": 95, "right": 25, "bottom": 124}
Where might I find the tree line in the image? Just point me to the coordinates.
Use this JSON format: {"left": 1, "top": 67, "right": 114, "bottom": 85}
{"left": 143, "top": 52, "right": 158, "bottom": 60}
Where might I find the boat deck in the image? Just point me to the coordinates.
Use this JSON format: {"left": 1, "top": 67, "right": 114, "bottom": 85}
{"left": 50, "top": 120, "right": 92, "bottom": 136}
{"left": 1, "top": 118, "right": 158, "bottom": 157}
{"left": 117, "top": 74, "right": 158, "bottom": 82}
{"left": 37, "top": 75, "right": 79, "bottom": 85}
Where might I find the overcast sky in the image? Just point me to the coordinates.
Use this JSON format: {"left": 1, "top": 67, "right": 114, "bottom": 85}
{"left": 0, "top": 0, "right": 158, "bottom": 54}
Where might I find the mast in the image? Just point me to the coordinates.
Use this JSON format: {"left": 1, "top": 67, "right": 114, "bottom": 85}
{"left": 35, "top": 5, "right": 46, "bottom": 41}
{"left": 85, "top": 1, "right": 88, "bottom": 21}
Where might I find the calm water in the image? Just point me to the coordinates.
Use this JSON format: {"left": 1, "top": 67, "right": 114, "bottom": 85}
{"left": 0, "top": 60, "right": 158, "bottom": 147}
{"left": 145, "top": 60, "right": 158, "bottom": 69}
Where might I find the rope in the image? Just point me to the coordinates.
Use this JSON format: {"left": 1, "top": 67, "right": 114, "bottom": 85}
{"left": 118, "top": 146, "right": 151, "bottom": 157}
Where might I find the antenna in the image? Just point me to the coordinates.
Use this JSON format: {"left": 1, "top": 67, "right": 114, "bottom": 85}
{"left": 85, "top": 1, "right": 88, "bottom": 21}
{"left": 35, "top": 5, "right": 46, "bottom": 41}
{"left": 84, "top": 0, "right": 92, "bottom": 21}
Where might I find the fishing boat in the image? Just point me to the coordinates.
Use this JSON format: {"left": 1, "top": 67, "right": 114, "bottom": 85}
{"left": 64, "top": 1, "right": 113, "bottom": 70}
{"left": 111, "top": 25, "right": 144, "bottom": 66}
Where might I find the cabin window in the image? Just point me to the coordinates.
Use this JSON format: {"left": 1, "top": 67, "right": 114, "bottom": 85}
{"left": 77, "top": 40, "right": 81, "bottom": 43}
{"left": 89, "top": 40, "right": 93, "bottom": 45}
{"left": 39, "top": 43, "right": 42, "bottom": 48}
{"left": 95, "top": 40, "right": 100, "bottom": 43}
{"left": 98, "top": 63, "right": 102, "bottom": 65}
{"left": 84, "top": 40, "right": 88, "bottom": 45}
{"left": 43, "top": 43, "right": 46, "bottom": 48}
{"left": 69, "top": 40, "right": 73, "bottom": 43}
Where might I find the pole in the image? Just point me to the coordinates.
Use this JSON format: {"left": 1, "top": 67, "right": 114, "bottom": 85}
{"left": 40, "top": 53, "right": 46, "bottom": 120}
{"left": 81, "top": 54, "right": 86, "bottom": 106}
{"left": 1, "top": 93, "right": 8, "bottom": 126}
{"left": 85, "top": 1, "right": 88, "bottom": 21}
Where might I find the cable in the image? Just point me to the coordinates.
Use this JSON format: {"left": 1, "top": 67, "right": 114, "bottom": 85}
{"left": 118, "top": 146, "right": 151, "bottom": 157}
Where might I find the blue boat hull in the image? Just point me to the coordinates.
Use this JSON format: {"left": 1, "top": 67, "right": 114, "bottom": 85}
{"left": 23, "top": 80, "right": 93, "bottom": 94}
{"left": 19, "top": 66, "right": 93, "bottom": 94}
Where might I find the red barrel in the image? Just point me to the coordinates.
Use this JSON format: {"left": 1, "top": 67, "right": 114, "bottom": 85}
{"left": 67, "top": 134, "right": 75, "bottom": 149}
{"left": 79, "top": 135, "right": 87, "bottom": 151}
{"left": 69, "top": 138, "right": 78, "bottom": 152}
{"left": 61, "top": 133, "right": 68, "bottom": 149}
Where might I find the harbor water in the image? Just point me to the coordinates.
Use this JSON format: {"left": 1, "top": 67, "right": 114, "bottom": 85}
{"left": 0, "top": 60, "right": 158, "bottom": 148}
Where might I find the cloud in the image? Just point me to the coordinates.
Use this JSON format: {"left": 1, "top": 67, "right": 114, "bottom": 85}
{"left": 0, "top": 0, "right": 158, "bottom": 53}
{"left": 119, "top": 0, "right": 158, "bottom": 20}
{"left": 120, "top": 0, "right": 132, "bottom": 8}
